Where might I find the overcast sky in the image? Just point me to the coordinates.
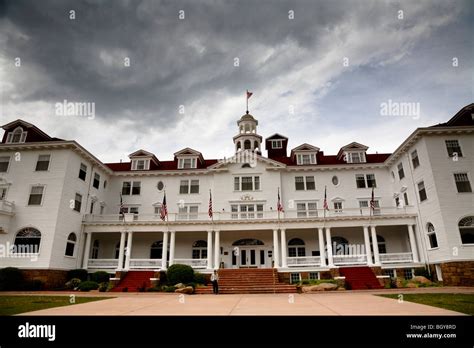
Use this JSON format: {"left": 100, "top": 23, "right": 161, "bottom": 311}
{"left": 0, "top": 0, "right": 472, "bottom": 163}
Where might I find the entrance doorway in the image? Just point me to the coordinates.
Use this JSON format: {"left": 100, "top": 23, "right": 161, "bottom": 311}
{"left": 232, "top": 239, "right": 266, "bottom": 268}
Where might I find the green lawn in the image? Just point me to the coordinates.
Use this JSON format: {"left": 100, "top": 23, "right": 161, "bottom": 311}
{"left": 380, "top": 293, "right": 474, "bottom": 315}
{"left": 0, "top": 295, "right": 113, "bottom": 316}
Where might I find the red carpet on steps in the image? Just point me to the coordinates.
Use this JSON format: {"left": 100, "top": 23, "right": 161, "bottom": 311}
{"left": 339, "top": 266, "right": 383, "bottom": 290}
{"left": 111, "top": 271, "right": 154, "bottom": 292}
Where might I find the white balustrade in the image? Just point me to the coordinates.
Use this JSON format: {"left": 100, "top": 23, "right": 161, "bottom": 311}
{"left": 379, "top": 252, "right": 413, "bottom": 263}
{"left": 129, "top": 259, "right": 162, "bottom": 269}
{"left": 173, "top": 258, "right": 207, "bottom": 269}
{"left": 87, "top": 259, "right": 118, "bottom": 269}
{"left": 333, "top": 254, "right": 368, "bottom": 265}
{"left": 287, "top": 256, "right": 321, "bottom": 267}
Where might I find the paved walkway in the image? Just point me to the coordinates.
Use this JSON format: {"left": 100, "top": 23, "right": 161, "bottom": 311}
{"left": 11, "top": 288, "right": 471, "bottom": 316}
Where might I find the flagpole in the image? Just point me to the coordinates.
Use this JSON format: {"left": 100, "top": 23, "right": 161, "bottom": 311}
{"left": 209, "top": 189, "right": 214, "bottom": 225}
{"left": 246, "top": 90, "right": 249, "bottom": 113}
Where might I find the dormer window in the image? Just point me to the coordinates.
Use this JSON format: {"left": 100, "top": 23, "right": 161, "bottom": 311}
{"left": 345, "top": 152, "right": 366, "bottom": 163}
{"left": 6, "top": 127, "right": 27, "bottom": 143}
{"left": 271, "top": 140, "right": 283, "bottom": 149}
{"left": 178, "top": 157, "right": 197, "bottom": 169}
{"left": 131, "top": 159, "right": 150, "bottom": 170}
{"left": 296, "top": 153, "right": 316, "bottom": 165}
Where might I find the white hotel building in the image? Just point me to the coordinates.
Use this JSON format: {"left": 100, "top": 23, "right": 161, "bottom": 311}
{"left": 0, "top": 103, "right": 473, "bottom": 288}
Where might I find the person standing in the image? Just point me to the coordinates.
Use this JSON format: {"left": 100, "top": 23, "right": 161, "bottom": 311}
{"left": 211, "top": 270, "right": 219, "bottom": 295}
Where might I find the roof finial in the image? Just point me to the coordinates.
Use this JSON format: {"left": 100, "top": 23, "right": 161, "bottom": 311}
{"left": 246, "top": 90, "right": 253, "bottom": 114}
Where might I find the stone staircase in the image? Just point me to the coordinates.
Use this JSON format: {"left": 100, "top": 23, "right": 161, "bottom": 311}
{"left": 111, "top": 271, "right": 154, "bottom": 292}
{"left": 339, "top": 266, "right": 383, "bottom": 290}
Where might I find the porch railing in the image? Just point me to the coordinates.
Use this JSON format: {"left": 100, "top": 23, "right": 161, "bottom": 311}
{"left": 130, "top": 259, "right": 162, "bottom": 269}
{"left": 287, "top": 256, "right": 321, "bottom": 267}
{"left": 88, "top": 259, "right": 118, "bottom": 269}
{"left": 380, "top": 252, "right": 413, "bottom": 263}
{"left": 173, "top": 258, "right": 208, "bottom": 269}
{"left": 333, "top": 254, "right": 367, "bottom": 265}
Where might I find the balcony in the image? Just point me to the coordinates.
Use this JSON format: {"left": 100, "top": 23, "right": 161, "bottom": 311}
{"left": 287, "top": 256, "right": 321, "bottom": 267}
{"left": 87, "top": 258, "right": 207, "bottom": 270}
{"left": 379, "top": 252, "right": 413, "bottom": 264}
{"left": 83, "top": 206, "right": 417, "bottom": 224}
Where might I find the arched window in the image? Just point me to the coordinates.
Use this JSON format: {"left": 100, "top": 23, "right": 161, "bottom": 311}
{"left": 236, "top": 142, "right": 241, "bottom": 151}
{"left": 241, "top": 163, "right": 251, "bottom": 168}
{"left": 7, "top": 127, "right": 27, "bottom": 143}
{"left": 13, "top": 228, "right": 41, "bottom": 254}
{"left": 232, "top": 238, "right": 264, "bottom": 246}
{"left": 426, "top": 223, "right": 438, "bottom": 248}
{"left": 65, "top": 233, "right": 77, "bottom": 257}
{"left": 244, "top": 140, "right": 251, "bottom": 150}
{"left": 254, "top": 141, "right": 259, "bottom": 150}
{"left": 91, "top": 240, "right": 99, "bottom": 259}
{"left": 192, "top": 240, "right": 207, "bottom": 259}
{"left": 288, "top": 238, "right": 305, "bottom": 257}
{"left": 331, "top": 236, "right": 348, "bottom": 255}
{"left": 244, "top": 124, "right": 250, "bottom": 133}
{"left": 150, "top": 241, "right": 163, "bottom": 259}
{"left": 377, "top": 235, "right": 386, "bottom": 254}
{"left": 459, "top": 216, "right": 474, "bottom": 244}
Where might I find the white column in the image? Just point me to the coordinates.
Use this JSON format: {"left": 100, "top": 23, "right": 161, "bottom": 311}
{"left": 280, "top": 229, "right": 287, "bottom": 268}
{"left": 207, "top": 230, "right": 213, "bottom": 269}
{"left": 169, "top": 231, "right": 176, "bottom": 266}
{"left": 408, "top": 224, "right": 419, "bottom": 263}
{"left": 162, "top": 231, "right": 169, "bottom": 270}
{"left": 273, "top": 229, "right": 280, "bottom": 268}
{"left": 370, "top": 225, "right": 380, "bottom": 265}
{"left": 363, "top": 225, "right": 373, "bottom": 266}
{"left": 124, "top": 231, "right": 133, "bottom": 270}
{"left": 214, "top": 230, "right": 220, "bottom": 269}
{"left": 117, "top": 231, "right": 126, "bottom": 270}
{"left": 82, "top": 232, "right": 92, "bottom": 269}
{"left": 318, "top": 228, "right": 326, "bottom": 267}
{"left": 325, "top": 227, "right": 334, "bottom": 266}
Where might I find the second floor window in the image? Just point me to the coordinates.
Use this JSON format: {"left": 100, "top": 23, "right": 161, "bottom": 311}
{"left": 177, "top": 205, "right": 199, "bottom": 220}
{"left": 411, "top": 150, "right": 420, "bottom": 168}
{"left": 28, "top": 185, "right": 44, "bottom": 205}
{"left": 74, "top": 193, "right": 82, "bottom": 212}
{"left": 231, "top": 203, "right": 264, "bottom": 219}
{"left": 122, "top": 181, "right": 141, "bottom": 195}
{"left": 445, "top": 140, "right": 462, "bottom": 157}
{"left": 334, "top": 201, "right": 343, "bottom": 213}
{"left": 454, "top": 173, "right": 472, "bottom": 193}
{"left": 418, "top": 181, "right": 427, "bottom": 202}
{"left": 93, "top": 173, "right": 100, "bottom": 189}
{"left": 355, "top": 174, "right": 376, "bottom": 188}
{"left": 0, "top": 156, "right": 10, "bottom": 173}
{"left": 296, "top": 202, "right": 317, "bottom": 217}
{"left": 397, "top": 163, "right": 405, "bottom": 180}
{"left": 359, "top": 199, "right": 380, "bottom": 214}
{"left": 35, "top": 155, "right": 50, "bottom": 171}
{"left": 180, "top": 180, "right": 199, "bottom": 194}
{"left": 295, "top": 176, "right": 315, "bottom": 190}
{"left": 78, "top": 163, "right": 87, "bottom": 181}
{"left": 234, "top": 176, "right": 260, "bottom": 191}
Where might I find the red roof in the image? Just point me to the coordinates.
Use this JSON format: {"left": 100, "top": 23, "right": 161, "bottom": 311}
{"left": 270, "top": 152, "right": 391, "bottom": 166}
{"left": 105, "top": 159, "right": 219, "bottom": 172}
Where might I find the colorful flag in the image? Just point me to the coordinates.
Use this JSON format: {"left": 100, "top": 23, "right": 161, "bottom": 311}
{"left": 277, "top": 188, "right": 284, "bottom": 213}
{"left": 370, "top": 186, "right": 376, "bottom": 210}
{"left": 160, "top": 193, "right": 168, "bottom": 221}
{"left": 208, "top": 190, "right": 213, "bottom": 219}
{"left": 323, "top": 186, "right": 329, "bottom": 210}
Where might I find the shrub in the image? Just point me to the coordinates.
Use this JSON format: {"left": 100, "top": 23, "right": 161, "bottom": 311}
{"left": 166, "top": 264, "right": 194, "bottom": 285}
{"left": 414, "top": 268, "right": 433, "bottom": 281}
{"left": 162, "top": 285, "right": 177, "bottom": 292}
{"left": 146, "top": 287, "right": 162, "bottom": 292}
{"left": 186, "top": 282, "right": 196, "bottom": 290}
{"left": 65, "top": 278, "right": 82, "bottom": 290}
{"left": 67, "top": 269, "right": 88, "bottom": 281}
{"left": 98, "top": 282, "right": 109, "bottom": 292}
{"left": 24, "top": 279, "right": 44, "bottom": 291}
{"left": 0, "top": 267, "right": 24, "bottom": 291}
{"left": 78, "top": 280, "right": 99, "bottom": 292}
{"left": 90, "top": 271, "right": 110, "bottom": 283}
{"left": 194, "top": 272, "right": 207, "bottom": 285}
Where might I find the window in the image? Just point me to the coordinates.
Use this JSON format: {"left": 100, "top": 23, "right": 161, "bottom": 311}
{"left": 78, "top": 163, "right": 87, "bottom": 181}
{"left": 93, "top": 173, "right": 100, "bottom": 189}
{"left": 132, "top": 159, "right": 149, "bottom": 170}
{"left": 309, "top": 272, "right": 320, "bottom": 280}
{"left": 334, "top": 201, "right": 343, "bottom": 213}
{"left": 395, "top": 196, "right": 400, "bottom": 207}
{"left": 234, "top": 176, "right": 260, "bottom": 191}
{"left": 296, "top": 153, "right": 316, "bottom": 165}
{"left": 192, "top": 240, "right": 207, "bottom": 259}
{"left": 74, "top": 193, "right": 82, "bottom": 212}
{"left": 377, "top": 235, "right": 386, "bottom": 254}
{"left": 231, "top": 204, "right": 264, "bottom": 219}
{"left": 346, "top": 152, "right": 365, "bottom": 163}
{"left": 397, "top": 163, "right": 405, "bottom": 180}
{"left": 104, "top": 180, "right": 107, "bottom": 189}
{"left": 445, "top": 140, "right": 462, "bottom": 157}
{"left": 290, "top": 273, "right": 301, "bottom": 284}
{"left": 366, "top": 174, "right": 377, "bottom": 188}
{"left": 403, "top": 269, "right": 414, "bottom": 280}
{"left": 179, "top": 180, "right": 199, "bottom": 194}
{"left": 132, "top": 181, "right": 141, "bottom": 195}
{"left": 296, "top": 202, "right": 317, "bottom": 218}
{"left": 35, "top": 155, "right": 50, "bottom": 171}
{"left": 0, "top": 156, "right": 10, "bottom": 172}
{"left": 458, "top": 216, "right": 474, "bottom": 244}
{"left": 384, "top": 269, "right": 396, "bottom": 278}
{"left": 454, "top": 173, "right": 472, "bottom": 193}
{"left": 356, "top": 174, "right": 366, "bottom": 188}
{"left": 28, "top": 185, "right": 44, "bottom": 205}
{"left": 65, "top": 232, "right": 77, "bottom": 257}
{"left": 91, "top": 240, "right": 99, "bottom": 259}
{"left": 6, "top": 127, "right": 27, "bottom": 143}
{"left": 359, "top": 200, "right": 380, "bottom": 215}
{"left": 178, "top": 157, "right": 197, "bottom": 169}
{"left": 150, "top": 241, "right": 163, "bottom": 259}
{"left": 177, "top": 205, "right": 199, "bottom": 220}
{"left": 418, "top": 181, "right": 427, "bottom": 202}
{"left": 288, "top": 238, "right": 306, "bottom": 257}
{"left": 332, "top": 176, "right": 339, "bottom": 186}
{"left": 411, "top": 150, "right": 420, "bottom": 168}
{"left": 403, "top": 192, "right": 409, "bottom": 206}
{"left": 13, "top": 228, "right": 41, "bottom": 254}
{"left": 294, "top": 176, "right": 315, "bottom": 190}
{"left": 100, "top": 204, "right": 105, "bottom": 215}
{"left": 271, "top": 140, "right": 283, "bottom": 149}
{"left": 190, "top": 180, "right": 199, "bottom": 193}
{"left": 426, "top": 223, "right": 438, "bottom": 249}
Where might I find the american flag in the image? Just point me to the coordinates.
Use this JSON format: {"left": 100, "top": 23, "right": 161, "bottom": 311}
{"left": 208, "top": 190, "right": 213, "bottom": 219}
{"left": 160, "top": 193, "right": 168, "bottom": 221}
{"left": 119, "top": 193, "right": 125, "bottom": 216}
{"left": 323, "top": 186, "right": 329, "bottom": 210}
{"left": 370, "top": 186, "right": 376, "bottom": 210}
{"left": 277, "top": 188, "right": 284, "bottom": 213}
